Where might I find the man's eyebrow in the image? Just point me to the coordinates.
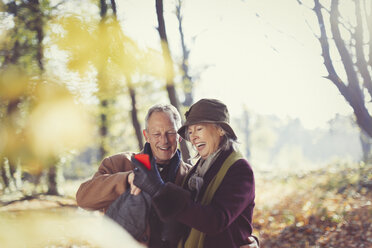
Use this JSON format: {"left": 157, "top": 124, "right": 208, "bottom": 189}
{"left": 149, "top": 129, "right": 176, "bottom": 133}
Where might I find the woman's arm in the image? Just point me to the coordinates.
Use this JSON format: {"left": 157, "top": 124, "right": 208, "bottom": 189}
{"left": 152, "top": 160, "right": 255, "bottom": 235}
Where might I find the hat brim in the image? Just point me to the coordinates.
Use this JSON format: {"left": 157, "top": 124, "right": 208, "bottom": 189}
{"left": 177, "top": 120, "right": 237, "bottom": 141}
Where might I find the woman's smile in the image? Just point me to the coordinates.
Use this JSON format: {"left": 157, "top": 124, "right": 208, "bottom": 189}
{"left": 188, "top": 123, "right": 223, "bottom": 159}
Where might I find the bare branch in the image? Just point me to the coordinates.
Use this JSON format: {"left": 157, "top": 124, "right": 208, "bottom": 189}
{"left": 51, "top": 0, "right": 68, "bottom": 10}
{"left": 305, "top": 18, "right": 319, "bottom": 39}
{"left": 295, "top": 0, "right": 314, "bottom": 10}
{"left": 354, "top": 0, "right": 372, "bottom": 98}
{"left": 330, "top": 0, "right": 360, "bottom": 91}
{"left": 338, "top": 20, "right": 354, "bottom": 38}
{"left": 295, "top": 0, "right": 322, "bottom": 39}
{"left": 313, "top": 0, "right": 343, "bottom": 86}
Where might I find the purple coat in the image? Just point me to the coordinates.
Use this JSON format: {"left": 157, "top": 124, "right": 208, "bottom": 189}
{"left": 152, "top": 148, "right": 255, "bottom": 248}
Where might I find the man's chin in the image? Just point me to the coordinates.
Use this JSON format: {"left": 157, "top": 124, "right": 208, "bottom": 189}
{"left": 155, "top": 152, "right": 175, "bottom": 164}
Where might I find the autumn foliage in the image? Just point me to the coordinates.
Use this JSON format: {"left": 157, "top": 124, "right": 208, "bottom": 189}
{"left": 254, "top": 163, "right": 372, "bottom": 248}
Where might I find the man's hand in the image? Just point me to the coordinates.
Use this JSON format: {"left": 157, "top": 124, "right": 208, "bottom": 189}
{"left": 128, "top": 172, "right": 141, "bottom": 195}
{"left": 131, "top": 156, "right": 165, "bottom": 196}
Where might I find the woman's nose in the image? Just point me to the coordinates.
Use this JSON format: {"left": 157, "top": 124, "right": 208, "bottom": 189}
{"left": 190, "top": 133, "right": 197, "bottom": 142}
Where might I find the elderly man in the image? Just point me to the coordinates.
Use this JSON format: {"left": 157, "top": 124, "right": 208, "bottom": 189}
{"left": 76, "top": 103, "right": 259, "bottom": 248}
{"left": 76, "top": 104, "right": 190, "bottom": 247}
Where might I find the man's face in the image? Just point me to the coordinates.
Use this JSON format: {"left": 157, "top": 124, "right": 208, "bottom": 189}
{"left": 143, "top": 111, "right": 180, "bottom": 164}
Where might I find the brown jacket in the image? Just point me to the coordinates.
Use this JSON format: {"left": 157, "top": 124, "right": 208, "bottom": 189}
{"left": 76, "top": 151, "right": 191, "bottom": 245}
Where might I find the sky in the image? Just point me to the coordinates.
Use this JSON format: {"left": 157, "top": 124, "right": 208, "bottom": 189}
{"left": 53, "top": 0, "right": 356, "bottom": 130}
{"left": 0, "top": 0, "right": 358, "bottom": 130}
{"left": 116, "top": 0, "right": 355, "bottom": 130}
{"left": 179, "top": 0, "right": 353, "bottom": 129}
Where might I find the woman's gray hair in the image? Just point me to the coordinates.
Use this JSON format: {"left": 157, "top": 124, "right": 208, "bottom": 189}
{"left": 219, "top": 134, "right": 237, "bottom": 151}
{"left": 145, "top": 104, "right": 182, "bottom": 130}
{"left": 217, "top": 123, "right": 238, "bottom": 151}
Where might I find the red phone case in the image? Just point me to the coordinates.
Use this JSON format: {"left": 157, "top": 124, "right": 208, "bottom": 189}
{"left": 134, "top": 154, "right": 151, "bottom": 170}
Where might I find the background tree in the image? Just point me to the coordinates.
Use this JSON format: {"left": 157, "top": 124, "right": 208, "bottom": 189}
{"left": 54, "top": 1, "right": 178, "bottom": 157}
{"left": 155, "top": 0, "right": 190, "bottom": 161}
{"left": 300, "top": 0, "right": 372, "bottom": 138}
{"left": 97, "top": 0, "right": 117, "bottom": 160}
{"left": 175, "top": 0, "right": 193, "bottom": 107}
{"left": 0, "top": 0, "right": 32, "bottom": 190}
{"left": 0, "top": 0, "right": 51, "bottom": 192}
{"left": 0, "top": 0, "right": 94, "bottom": 195}
{"left": 174, "top": 0, "right": 211, "bottom": 110}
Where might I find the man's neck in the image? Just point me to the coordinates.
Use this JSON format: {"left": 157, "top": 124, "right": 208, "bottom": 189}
{"left": 156, "top": 160, "right": 170, "bottom": 166}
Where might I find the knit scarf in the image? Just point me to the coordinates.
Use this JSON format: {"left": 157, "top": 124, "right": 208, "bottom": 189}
{"left": 143, "top": 142, "right": 180, "bottom": 183}
{"left": 187, "top": 149, "right": 222, "bottom": 201}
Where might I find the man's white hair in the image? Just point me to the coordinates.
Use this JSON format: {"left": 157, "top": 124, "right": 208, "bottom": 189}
{"left": 144, "top": 104, "right": 182, "bottom": 130}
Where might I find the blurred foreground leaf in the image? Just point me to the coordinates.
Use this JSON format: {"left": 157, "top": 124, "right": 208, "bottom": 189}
{"left": 27, "top": 83, "right": 93, "bottom": 158}
{"left": 0, "top": 71, "right": 94, "bottom": 173}
{"left": 0, "top": 208, "right": 143, "bottom": 248}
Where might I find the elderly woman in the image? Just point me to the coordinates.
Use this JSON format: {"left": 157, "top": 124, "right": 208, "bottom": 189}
{"left": 132, "top": 99, "right": 256, "bottom": 248}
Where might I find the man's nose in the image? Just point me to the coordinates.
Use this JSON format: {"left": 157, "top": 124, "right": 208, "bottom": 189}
{"left": 159, "top": 133, "right": 168, "bottom": 143}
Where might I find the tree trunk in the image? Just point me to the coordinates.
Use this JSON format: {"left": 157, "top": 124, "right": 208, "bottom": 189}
{"left": 129, "top": 86, "right": 144, "bottom": 150}
{"left": 34, "top": 5, "right": 44, "bottom": 72}
{"left": 110, "top": 0, "right": 117, "bottom": 16}
{"left": 96, "top": 0, "right": 115, "bottom": 160}
{"left": 99, "top": 99, "right": 109, "bottom": 160}
{"left": 155, "top": 0, "right": 190, "bottom": 162}
{"left": 360, "top": 131, "right": 372, "bottom": 162}
{"left": 329, "top": 0, "right": 372, "bottom": 138}
{"left": 46, "top": 165, "right": 58, "bottom": 195}
{"left": 100, "top": 0, "right": 108, "bottom": 17}
{"left": 1, "top": 4, "right": 23, "bottom": 190}
{"left": 176, "top": 0, "right": 193, "bottom": 107}
{"left": 1, "top": 165, "right": 9, "bottom": 189}
{"left": 155, "top": 0, "right": 180, "bottom": 110}
{"left": 354, "top": 0, "right": 372, "bottom": 98}
{"left": 33, "top": 0, "right": 59, "bottom": 195}
{"left": 5, "top": 99, "right": 20, "bottom": 182}
{"left": 366, "top": 0, "right": 372, "bottom": 68}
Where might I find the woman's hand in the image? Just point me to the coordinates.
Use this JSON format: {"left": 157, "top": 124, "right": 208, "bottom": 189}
{"left": 127, "top": 172, "right": 142, "bottom": 195}
{"left": 240, "top": 236, "right": 259, "bottom": 248}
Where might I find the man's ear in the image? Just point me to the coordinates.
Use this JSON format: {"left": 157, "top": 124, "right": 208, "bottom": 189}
{"left": 143, "top": 129, "right": 149, "bottom": 142}
{"left": 178, "top": 135, "right": 182, "bottom": 143}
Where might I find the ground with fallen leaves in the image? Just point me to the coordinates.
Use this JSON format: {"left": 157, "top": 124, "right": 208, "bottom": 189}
{"left": 253, "top": 163, "right": 372, "bottom": 248}
{"left": 0, "top": 163, "right": 371, "bottom": 248}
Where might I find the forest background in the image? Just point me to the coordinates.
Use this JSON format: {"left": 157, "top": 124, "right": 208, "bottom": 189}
{"left": 0, "top": 0, "right": 371, "bottom": 247}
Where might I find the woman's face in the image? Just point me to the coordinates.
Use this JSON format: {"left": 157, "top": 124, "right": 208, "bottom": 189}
{"left": 187, "top": 123, "right": 225, "bottom": 159}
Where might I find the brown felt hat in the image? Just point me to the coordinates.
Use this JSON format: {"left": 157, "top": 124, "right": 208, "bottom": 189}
{"left": 177, "top": 98, "right": 237, "bottom": 141}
